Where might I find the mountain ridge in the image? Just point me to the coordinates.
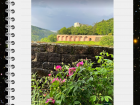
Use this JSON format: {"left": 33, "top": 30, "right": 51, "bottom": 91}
{"left": 31, "top": 25, "right": 57, "bottom": 41}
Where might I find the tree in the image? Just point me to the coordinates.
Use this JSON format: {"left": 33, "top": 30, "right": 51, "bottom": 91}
{"left": 32, "top": 35, "right": 39, "bottom": 41}
{"left": 40, "top": 34, "right": 57, "bottom": 42}
{"left": 78, "top": 25, "right": 88, "bottom": 35}
{"left": 67, "top": 27, "right": 71, "bottom": 35}
{"left": 92, "top": 22, "right": 98, "bottom": 35}
{"left": 71, "top": 27, "right": 79, "bottom": 35}
{"left": 58, "top": 27, "right": 67, "bottom": 34}
{"left": 87, "top": 25, "right": 93, "bottom": 35}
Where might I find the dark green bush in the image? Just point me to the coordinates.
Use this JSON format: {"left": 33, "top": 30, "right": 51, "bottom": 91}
{"left": 99, "top": 35, "right": 113, "bottom": 46}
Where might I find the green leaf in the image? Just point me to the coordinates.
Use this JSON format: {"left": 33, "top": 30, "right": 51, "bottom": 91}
{"left": 55, "top": 100, "right": 61, "bottom": 104}
{"left": 87, "top": 77, "right": 93, "bottom": 82}
{"left": 67, "top": 85, "right": 74, "bottom": 94}
{"left": 104, "top": 96, "right": 112, "bottom": 102}
{"left": 74, "top": 101, "right": 80, "bottom": 104}
{"left": 55, "top": 93, "right": 61, "bottom": 99}
{"left": 95, "top": 56, "right": 99, "bottom": 60}
{"left": 100, "top": 96, "right": 104, "bottom": 101}
{"left": 81, "top": 80, "right": 86, "bottom": 83}
{"left": 73, "top": 86, "right": 78, "bottom": 92}
{"left": 90, "top": 95, "right": 96, "bottom": 102}
{"left": 108, "top": 90, "right": 113, "bottom": 95}
{"left": 100, "top": 52, "right": 103, "bottom": 55}
{"left": 61, "top": 94, "right": 65, "bottom": 101}
{"left": 79, "top": 67, "right": 86, "bottom": 73}
{"left": 106, "top": 52, "right": 109, "bottom": 56}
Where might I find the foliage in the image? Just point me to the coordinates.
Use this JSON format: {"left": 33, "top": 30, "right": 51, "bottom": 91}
{"left": 58, "top": 27, "right": 67, "bottom": 34}
{"left": 96, "top": 19, "right": 113, "bottom": 35}
{"left": 99, "top": 35, "right": 114, "bottom": 46}
{"left": 31, "top": 73, "right": 51, "bottom": 105}
{"left": 40, "top": 34, "right": 57, "bottom": 42}
{"left": 32, "top": 35, "right": 39, "bottom": 41}
{"left": 57, "top": 18, "right": 113, "bottom": 35}
{"left": 32, "top": 51, "right": 114, "bottom": 105}
{"left": 55, "top": 41, "right": 113, "bottom": 48}
{"left": 31, "top": 25, "right": 56, "bottom": 41}
{"left": 108, "top": 33, "right": 112, "bottom": 35}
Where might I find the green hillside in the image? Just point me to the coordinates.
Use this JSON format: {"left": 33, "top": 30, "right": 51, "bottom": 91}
{"left": 31, "top": 25, "right": 57, "bottom": 41}
{"left": 57, "top": 18, "right": 113, "bottom": 35}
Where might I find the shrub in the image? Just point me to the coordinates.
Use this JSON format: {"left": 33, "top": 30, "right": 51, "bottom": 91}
{"left": 99, "top": 35, "right": 113, "bottom": 46}
{"left": 108, "top": 33, "right": 112, "bottom": 35}
{"left": 31, "top": 51, "right": 114, "bottom": 105}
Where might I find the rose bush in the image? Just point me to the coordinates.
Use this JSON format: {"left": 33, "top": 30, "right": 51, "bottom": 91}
{"left": 31, "top": 50, "right": 114, "bottom": 105}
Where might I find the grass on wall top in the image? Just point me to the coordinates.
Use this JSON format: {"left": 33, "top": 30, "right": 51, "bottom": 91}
{"left": 31, "top": 41, "right": 113, "bottom": 48}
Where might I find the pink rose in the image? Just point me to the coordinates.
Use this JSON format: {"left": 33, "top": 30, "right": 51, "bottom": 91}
{"left": 48, "top": 74, "right": 51, "bottom": 76}
{"left": 68, "top": 67, "right": 76, "bottom": 76}
{"left": 55, "top": 65, "right": 62, "bottom": 71}
{"left": 46, "top": 98, "right": 55, "bottom": 104}
{"left": 76, "top": 61, "right": 84, "bottom": 67}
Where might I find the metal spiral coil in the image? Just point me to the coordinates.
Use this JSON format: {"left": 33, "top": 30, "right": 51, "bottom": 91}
{"left": 5, "top": 33, "right": 15, "bottom": 37}
{"left": 5, "top": 1, "right": 15, "bottom": 6}
{"left": 5, "top": 40, "right": 15, "bottom": 45}
{"left": 5, "top": 17, "right": 15, "bottom": 22}
{"left": 5, "top": 72, "right": 15, "bottom": 77}
{"left": 5, "top": 56, "right": 15, "bottom": 61}
{"left": 5, "top": 87, "right": 15, "bottom": 92}
{"left": 5, "top": 96, "right": 15, "bottom": 100}
{"left": 5, "top": 48, "right": 15, "bottom": 53}
{"left": 5, "top": 24, "right": 15, "bottom": 29}
{"left": 5, "top": 64, "right": 15, "bottom": 69}
{"left": 5, "top": 80, "right": 15, "bottom": 84}
{"left": 5, "top": 9, "right": 15, "bottom": 14}
{"left": 5, "top": 1, "right": 16, "bottom": 104}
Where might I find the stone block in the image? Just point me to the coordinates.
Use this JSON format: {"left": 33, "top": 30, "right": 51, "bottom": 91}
{"left": 53, "top": 62, "right": 63, "bottom": 68}
{"left": 55, "top": 44, "right": 73, "bottom": 54}
{"left": 61, "top": 54, "right": 79, "bottom": 63}
{"left": 91, "top": 46, "right": 105, "bottom": 56}
{"left": 46, "top": 44, "right": 56, "bottom": 53}
{"left": 77, "top": 54, "right": 88, "bottom": 60}
{"left": 40, "top": 46, "right": 46, "bottom": 52}
{"left": 31, "top": 55, "right": 35, "bottom": 60}
{"left": 87, "top": 56, "right": 98, "bottom": 63}
{"left": 32, "top": 46, "right": 46, "bottom": 53}
{"left": 47, "top": 53, "right": 61, "bottom": 62}
{"left": 36, "top": 52, "right": 48, "bottom": 62}
{"left": 32, "top": 61, "right": 43, "bottom": 68}
{"left": 106, "top": 47, "right": 113, "bottom": 54}
{"left": 32, "top": 68, "right": 51, "bottom": 77}
{"left": 73, "top": 45, "right": 89, "bottom": 54}
{"left": 42, "top": 62, "right": 55, "bottom": 70}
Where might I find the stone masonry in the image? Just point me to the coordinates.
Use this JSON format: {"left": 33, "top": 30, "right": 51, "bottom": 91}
{"left": 31, "top": 43, "right": 113, "bottom": 77}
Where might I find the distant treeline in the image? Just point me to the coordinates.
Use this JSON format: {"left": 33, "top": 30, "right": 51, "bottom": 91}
{"left": 57, "top": 18, "right": 113, "bottom": 35}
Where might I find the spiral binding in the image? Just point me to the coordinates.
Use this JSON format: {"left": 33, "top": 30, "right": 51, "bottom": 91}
{"left": 5, "top": 1, "right": 15, "bottom": 105}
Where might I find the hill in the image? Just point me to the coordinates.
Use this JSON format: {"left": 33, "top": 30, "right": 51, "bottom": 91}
{"left": 57, "top": 18, "right": 113, "bottom": 35}
{"left": 31, "top": 25, "right": 57, "bottom": 41}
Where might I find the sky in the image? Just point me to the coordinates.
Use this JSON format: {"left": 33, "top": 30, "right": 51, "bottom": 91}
{"left": 32, "top": 0, "right": 113, "bottom": 32}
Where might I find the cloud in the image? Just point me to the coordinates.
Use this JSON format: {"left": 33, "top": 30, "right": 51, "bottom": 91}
{"left": 32, "top": 0, "right": 113, "bottom": 31}
{"left": 50, "top": 30, "right": 57, "bottom": 33}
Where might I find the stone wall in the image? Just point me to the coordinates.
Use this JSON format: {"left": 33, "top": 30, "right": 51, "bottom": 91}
{"left": 31, "top": 43, "right": 113, "bottom": 77}
{"left": 57, "top": 35, "right": 108, "bottom": 42}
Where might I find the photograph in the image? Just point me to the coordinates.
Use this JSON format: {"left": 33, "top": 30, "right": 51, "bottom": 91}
{"left": 31, "top": 0, "right": 114, "bottom": 105}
